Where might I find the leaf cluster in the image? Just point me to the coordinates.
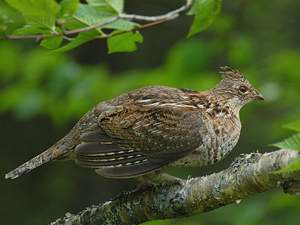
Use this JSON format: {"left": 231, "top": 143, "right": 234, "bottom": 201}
{"left": 1, "top": 0, "right": 222, "bottom": 53}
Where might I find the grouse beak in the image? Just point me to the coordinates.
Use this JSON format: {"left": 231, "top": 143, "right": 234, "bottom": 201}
{"left": 253, "top": 90, "right": 264, "bottom": 101}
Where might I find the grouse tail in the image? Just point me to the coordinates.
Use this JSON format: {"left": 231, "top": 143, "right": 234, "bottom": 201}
{"left": 5, "top": 144, "right": 68, "bottom": 180}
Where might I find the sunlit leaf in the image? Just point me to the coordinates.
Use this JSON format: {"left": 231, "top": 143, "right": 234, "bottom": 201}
{"left": 105, "top": 19, "right": 138, "bottom": 31}
{"left": 107, "top": 31, "right": 143, "bottom": 53}
{"left": 86, "top": 0, "right": 116, "bottom": 15}
{"left": 272, "top": 133, "right": 300, "bottom": 150}
{"left": 74, "top": 4, "right": 107, "bottom": 25}
{"left": 106, "top": 0, "right": 124, "bottom": 13}
{"left": 40, "top": 36, "right": 63, "bottom": 49}
{"left": 51, "top": 30, "right": 99, "bottom": 53}
{"left": 13, "top": 24, "right": 46, "bottom": 35}
{"left": 73, "top": 4, "right": 132, "bottom": 31}
{"left": 5, "top": 0, "right": 60, "bottom": 30}
{"left": 188, "top": 0, "right": 222, "bottom": 37}
{"left": 284, "top": 120, "right": 300, "bottom": 132}
{"left": 59, "top": 0, "right": 79, "bottom": 17}
{"left": 0, "top": 2, "right": 25, "bottom": 33}
{"left": 73, "top": 4, "right": 110, "bottom": 34}
{"left": 88, "top": 0, "right": 124, "bottom": 13}
{"left": 60, "top": 16, "right": 86, "bottom": 30}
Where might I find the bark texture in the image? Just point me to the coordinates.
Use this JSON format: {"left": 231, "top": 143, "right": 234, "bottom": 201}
{"left": 50, "top": 149, "right": 300, "bottom": 225}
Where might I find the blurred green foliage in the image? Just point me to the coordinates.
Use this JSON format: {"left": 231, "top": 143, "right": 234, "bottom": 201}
{"left": 273, "top": 132, "right": 300, "bottom": 151}
{"left": 271, "top": 122, "right": 300, "bottom": 173}
{"left": 1, "top": 1, "right": 300, "bottom": 225}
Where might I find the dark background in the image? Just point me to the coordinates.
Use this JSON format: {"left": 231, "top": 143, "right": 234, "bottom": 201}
{"left": 1, "top": 1, "right": 300, "bottom": 225}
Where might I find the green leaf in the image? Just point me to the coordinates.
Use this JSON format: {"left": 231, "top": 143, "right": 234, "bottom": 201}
{"left": 284, "top": 120, "right": 300, "bottom": 132}
{"left": 73, "top": 4, "right": 109, "bottom": 33}
{"left": 40, "top": 36, "right": 63, "bottom": 49}
{"left": 274, "top": 158, "right": 300, "bottom": 173}
{"left": 5, "top": 0, "right": 60, "bottom": 30}
{"left": 13, "top": 24, "right": 46, "bottom": 35}
{"left": 0, "top": 2, "right": 25, "bottom": 33}
{"left": 106, "top": 0, "right": 124, "bottom": 13}
{"left": 107, "top": 31, "right": 143, "bottom": 54}
{"left": 74, "top": 4, "right": 104, "bottom": 24}
{"left": 73, "top": 4, "right": 135, "bottom": 33}
{"left": 86, "top": 0, "right": 116, "bottom": 15}
{"left": 272, "top": 132, "right": 300, "bottom": 150}
{"left": 105, "top": 19, "right": 138, "bottom": 31}
{"left": 87, "top": 0, "right": 123, "bottom": 13}
{"left": 51, "top": 30, "right": 99, "bottom": 53}
{"left": 188, "top": 0, "right": 222, "bottom": 37}
{"left": 59, "top": 0, "right": 79, "bottom": 17}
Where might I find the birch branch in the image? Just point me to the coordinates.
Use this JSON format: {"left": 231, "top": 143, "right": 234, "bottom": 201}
{"left": 50, "top": 149, "right": 300, "bottom": 225}
{"left": 2, "top": 0, "right": 193, "bottom": 41}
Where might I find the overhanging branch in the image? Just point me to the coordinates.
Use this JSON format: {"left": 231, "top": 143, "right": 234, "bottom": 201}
{"left": 2, "top": 0, "right": 193, "bottom": 41}
{"left": 50, "top": 149, "right": 300, "bottom": 225}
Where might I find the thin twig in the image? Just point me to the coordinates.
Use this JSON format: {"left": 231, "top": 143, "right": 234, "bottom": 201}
{"left": 64, "top": 16, "right": 120, "bottom": 35}
{"left": 95, "top": 19, "right": 175, "bottom": 41}
{"left": 3, "top": 34, "right": 54, "bottom": 40}
{"left": 2, "top": 17, "right": 120, "bottom": 40}
{"left": 1, "top": 0, "right": 193, "bottom": 41}
{"left": 120, "top": 0, "right": 193, "bottom": 22}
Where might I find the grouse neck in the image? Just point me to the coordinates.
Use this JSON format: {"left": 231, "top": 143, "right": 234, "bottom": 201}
{"left": 209, "top": 89, "right": 242, "bottom": 115}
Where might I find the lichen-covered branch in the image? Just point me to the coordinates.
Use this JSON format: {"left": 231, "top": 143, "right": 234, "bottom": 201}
{"left": 50, "top": 149, "right": 300, "bottom": 225}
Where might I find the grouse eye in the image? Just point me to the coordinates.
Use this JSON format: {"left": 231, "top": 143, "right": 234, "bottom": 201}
{"left": 238, "top": 85, "right": 248, "bottom": 93}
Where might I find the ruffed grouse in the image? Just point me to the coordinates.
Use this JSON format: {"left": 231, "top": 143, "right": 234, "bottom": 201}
{"left": 5, "top": 67, "right": 264, "bottom": 180}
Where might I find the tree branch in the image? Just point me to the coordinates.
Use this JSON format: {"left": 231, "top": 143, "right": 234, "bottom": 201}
{"left": 50, "top": 149, "right": 300, "bottom": 225}
{"left": 120, "top": 0, "right": 193, "bottom": 22}
{"left": 2, "top": 0, "right": 193, "bottom": 41}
